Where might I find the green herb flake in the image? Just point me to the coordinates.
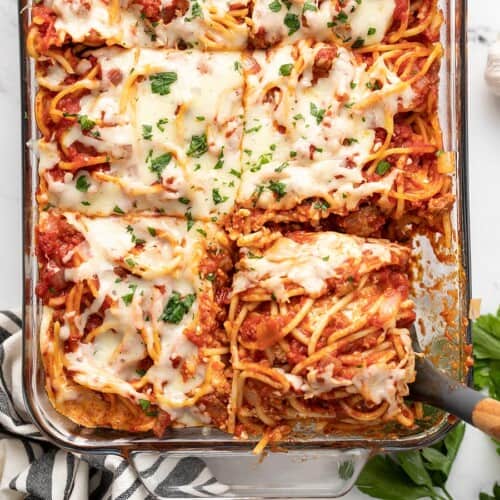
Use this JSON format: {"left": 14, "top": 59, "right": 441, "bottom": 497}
{"left": 212, "top": 188, "right": 229, "bottom": 205}
{"left": 310, "top": 102, "right": 326, "bottom": 125}
{"left": 142, "top": 124, "right": 153, "bottom": 140}
{"left": 185, "top": 210, "right": 194, "bottom": 231}
{"left": 156, "top": 117, "right": 169, "bottom": 132}
{"left": 196, "top": 228, "right": 207, "bottom": 237}
{"left": 375, "top": 160, "right": 391, "bottom": 176}
{"left": 160, "top": 291, "right": 196, "bottom": 324}
{"left": 149, "top": 72, "right": 178, "bottom": 95}
{"left": 187, "top": 134, "right": 208, "bottom": 157}
{"left": 214, "top": 148, "right": 224, "bottom": 169}
{"left": 121, "top": 284, "right": 137, "bottom": 306}
{"left": 267, "top": 180, "right": 287, "bottom": 200}
{"left": 352, "top": 37, "right": 365, "bottom": 49}
{"left": 284, "top": 13, "right": 300, "bottom": 35}
{"left": 367, "top": 26, "right": 376, "bottom": 36}
{"left": 147, "top": 227, "right": 157, "bottom": 236}
{"left": 279, "top": 63, "right": 294, "bottom": 76}
{"left": 77, "top": 114, "right": 96, "bottom": 132}
{"left": 302, "top": 0, "right": 317, "bottom": 12}
{"left": 268, "top": 0, "right": 281, "bottom": 11}
{"left": 76, "top": 176, "right": 90, "bottom": 192}
{"left": 113, "top": 205, "right": 125, "bottom": 215}
{"left": 149, "top": 152, "right": 172, "bottom": 179}
{"left": 179, "top": 196, "right": 190, "bottom": 205}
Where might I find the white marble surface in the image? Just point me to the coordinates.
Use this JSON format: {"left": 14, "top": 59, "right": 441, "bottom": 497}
{"left": 0, "top": 0, "right": 498, "bottom": 497}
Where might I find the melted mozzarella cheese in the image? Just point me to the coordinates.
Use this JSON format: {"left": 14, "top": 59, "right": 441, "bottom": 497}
{"left": 238, "top": 41, "right": 414, "bottom": 211}
{"left": 45, "top": 0, "right": 249, "bottom": 49}
{"left": 49, "top": 213, "right": 225, "bottom": 423}
{"left": 40, "top": 48, "right": 244, "bottom": 220}
{"left": 251, "top": 0, "right": 395, "bottom": 46}
{"left": 233, "top": 231, "right": 408, "bottom": 300}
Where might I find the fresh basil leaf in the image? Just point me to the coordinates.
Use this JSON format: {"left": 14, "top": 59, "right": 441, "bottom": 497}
{"left": 396, "top": 451, "right": 434, "bottom": 490}
{"left": 473, "top": 323, "right": 500, "bottom": 360}
{"left": 150, "top": 72, "right": 178, "bottom": 95}
{"left": 479, "top": 482, "right": 500, "bottom": 500}
{"left": 357, "top": 456, "right": 432, "bottom": 500}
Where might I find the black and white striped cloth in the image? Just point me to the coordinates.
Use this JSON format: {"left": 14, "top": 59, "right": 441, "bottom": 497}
{"left": 0, "top": 311, "right": 226, "bottom": 500}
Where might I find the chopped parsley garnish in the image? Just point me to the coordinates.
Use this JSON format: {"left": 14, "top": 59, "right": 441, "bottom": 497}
{"left": 302, "top": 0, "right": 317, "bottom": 12}
{"left": 81, "top": 201, "right": 91, "bottom": 206}
{"left": 196, "top": 228, "right": 207, "bottom": 237}
{"left": 284, "top": 13, "right": 300, "bottom": 35}
{"left": 125, "top": 257, "right": 136, "bottom": 268}
{"left": 250, "top": 152, "right": 272, "bottom": 172}
{"left": 289, "top": 150, "right": 297, "bottom": 158}
{"left": 230, "top": 168, "right": 242, "bottom": 178}
{"left": 352, "top": 37, "right": 365, "bottom": 49}
{"left": 234, "top": 61, "right": 242, "bottom": 73}
{"left": 310, "top": 102, "right": 326, "bottom": 124}
{"left": 214, "top": 148, "right": 224, "bottom": 169}
{"left": 185, "top": 210, "right": 194, "bottom": 231}
{"left": 147, "top": 227, "right": 157, "bottom": 236}
{"left": 121, "top": 283, "right": 137, "bottom": 306}
{"left": 77, "top": 114, "right": 96, "bottom": 132}
{"left": 196, "top": 116, "right": 205, "bottom": 121}
{"left": 149, "top": 72, "right": 178, "bottom": 95}
{"left": 212, "top": 188, "right": 228, "bottom": 205}
{"left": 313, "top": 199, "right": 330, "bottom": 210}
{"left": 367, "top": 26, "right": 376, "bottom": 36}
{"left": 160, "top": 291, "right": 196, "bottom": 324}
{"left": 335, "top": 11, "right": 348, "bottom": 23}
{"left": 268, "top": 180, "right": 287, "bottom": 200}
{"left": 186, "top": 1, "right": 203, "bottom": 21}
{"left": 322, "top": 256, "right": 329, "bottom": 261}
{"left": 142, "top": 124, "right": 153, "bottom": 140}
{"left": 279, "top": 63, "right": 294, "bottom": 76}
{"left": 248, "top": 251, "right": 263, "bottom": 259}
{"left": 344, "top": 137, "right": 359, "bottom": 145}
{"left": 149, "top": 152, "right": 172, "bottom": 179}
{"left": 274, "top": 161, "right": 288, "bottom": 172}
{"left": 187, "top": 134, "right": 208, "bottom": 157}
{"left": 350, "top": 81, "right": 357, "bottom": 89}
{"left": 375, "top": 160, "right": 392, "bottom": 175}
{"left": 156, "top": 117, "right": 169, "bottom": 132}
{"left": 268, "top": 0, "right": 281, "bottom": 11}
{"left": 244, "top": 124, "right": 262, "bottom": 134}
{"left": 76, "top": 175, "right": 90, "bottom": 192}
{"left": 113, "top": 205, "right": 125, "bottom": 215}
{"left": 293, "top": 113, "right": 304, "bottom": 120}
{"left": 205, "top": 272, "right": 216, "bottom": 282}
{"left": 344, "top": 101, "right": 355, "bottom": 109}
{"left": 179, "top": 196, "right": 190, "bottom": 205}
{"left": 138, "top": 399, "right": 158, "bottom": 417}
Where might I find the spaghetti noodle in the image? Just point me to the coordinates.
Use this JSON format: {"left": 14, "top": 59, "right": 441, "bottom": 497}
{"left": 29, "top": 0, "right": 451, "bottom": 450}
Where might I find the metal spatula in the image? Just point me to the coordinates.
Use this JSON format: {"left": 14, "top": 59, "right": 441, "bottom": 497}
{"left": 409, "top": 325, "right": 500, "bottom": 439}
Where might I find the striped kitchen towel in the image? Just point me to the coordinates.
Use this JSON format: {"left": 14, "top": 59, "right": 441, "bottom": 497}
{"left": 0, "top": 311, "right": 226, "bottom": 500}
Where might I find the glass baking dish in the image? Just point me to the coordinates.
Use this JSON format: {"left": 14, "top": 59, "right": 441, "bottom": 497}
{"left": 20, "top": 0, "right": 469, "bottom": 496}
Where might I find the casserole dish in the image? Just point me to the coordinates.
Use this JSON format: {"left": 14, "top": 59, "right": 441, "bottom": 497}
{"left": 20, "top": 0, "right": 470, "bottom": 496}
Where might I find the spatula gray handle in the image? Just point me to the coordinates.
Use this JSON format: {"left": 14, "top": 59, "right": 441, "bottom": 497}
{"left": 411, "top": 357, "right": 500, "bottom": 439}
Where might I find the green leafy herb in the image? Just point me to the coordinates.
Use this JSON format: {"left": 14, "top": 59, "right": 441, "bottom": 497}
{"left": 149, "top": 152, "right": 172, "bottom": 179}
{"left": 302, "top": 0, "right": 317, "bottom": 12}
{"left": 352, "top": 37, "right": 365, "bottom": 49}
{"left": 234, "top": 60, "right": 242, "bottom": 73}
{"left": 375, "top": 160, "right": 392, "bottom": 176}
{"left": 76, "top": 176, "right": 90, "bottom": 192}
{"left": 138, "top": 398, "right": 158, "bottom": 417}
{"left": 368, "top": 26, "right": 376, "bottom": 36}
{"left": 248, "top": 251, "right": 263, "bottom": 259}
{"left": 187, "top": 134, "right": 208, "bottom": 157}
{"left": 214, "top": 148, "right": 224, "bottom": 169}
{"left": 196, "top": 228, "right": 207, "bottom": 237}
{"left": 268, "top": 0, "right": 281, "bottom": 11}
{"left": 113, "top": 205, "right": 125, "bottom": 215}
{"left": 156, "top": 117, "right": 169, "bottom": 131}
{"left": 274, "top": 161, "right": 288, "bottom": 173}
{"left": 196, "top": 116, "right": 205, "bottom": 121}
{"left": 77, "top": 114, "right": 96, "bottom": 132}
{"left": 313, "top": 199, "right": 330, "bottom": 210}
{"left": 185, "top": 210, "right": 194, "bottom": 231}
{"left": 160, "top": 291, "right": 196, "bottom": 324}
{"left": 335, "top": 11, "right": 348, "bottom": 23}
{"left": 147, "top": 227, "right": 157, "bottom": 236}
{"left": 480, "top": 483, "right": 500, "bottom": 500}
{"left": 279, "top": 63, "right": 294, "bottom": 76}
{"left": 310, "top": 102, "right": 326, "bottom": 124}
{"left": 267, "top": 180, "right": 287, "bottom": 200}
{"left": 142, "top": 124, "right": 153, "bottom": 140}
{"left": 178, "top": 196, "right": 190, "bottom": 205}
{"left": 357, "top": 423, "right": 465, "bottom": 500}
{"left": 212, "top": 188, "right": 228, "bottom": 205}
{"left": 230, "top": 168, "right": 242, "bottom": 178}
{"left": 245, "top": 124, "right": 262, "bottom": 134}
{"left": 284, "top": 13, "right": 300, "bottom": 35}
{"left": 149, "top": 72, "right": 178, "bottom": 95}
{"left": 121, "top": 283, "right": 137, "bottom": 306}
{"left": 186, "top": 1, "right": 203, "bottom": 21}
